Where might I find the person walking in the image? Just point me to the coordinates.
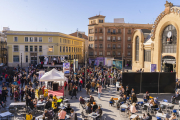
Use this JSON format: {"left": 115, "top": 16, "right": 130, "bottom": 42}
{"left": 98, "top": 85, "right": 102, "bottom": 100}
{"left": 71, "top": 86, "right": 78, "bottom": 99}
{"left": 20, "top": 87, "right": 25, "bottom": 101}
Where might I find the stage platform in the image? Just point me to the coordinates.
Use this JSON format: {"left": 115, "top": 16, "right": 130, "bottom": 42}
{"left": 48, "top": 86, "right": 64, "bottom": 97}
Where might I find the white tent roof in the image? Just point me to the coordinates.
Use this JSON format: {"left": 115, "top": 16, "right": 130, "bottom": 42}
{"left": 39, "top": 68, "right": 66, "bottom": 82}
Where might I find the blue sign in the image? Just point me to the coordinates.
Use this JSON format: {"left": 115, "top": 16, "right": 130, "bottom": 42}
{"left": 63, "top": 62, "right": 70, "bottom": 74}
{"left": 151, "top": 64, "right": 157, "bottom": 72}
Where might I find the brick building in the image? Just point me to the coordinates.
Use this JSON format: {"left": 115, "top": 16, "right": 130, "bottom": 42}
{"left": 88, "top": 15, "right": 152, "bottom": 67}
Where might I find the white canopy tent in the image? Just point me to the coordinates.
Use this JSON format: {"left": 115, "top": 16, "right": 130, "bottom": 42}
{"left": 39, "top": 68, "right": 67, "bottom": 82}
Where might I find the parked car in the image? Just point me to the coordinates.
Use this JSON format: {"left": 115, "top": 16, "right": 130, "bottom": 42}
{"left": 0, "top": 63, "right": 5, "bottom": 67}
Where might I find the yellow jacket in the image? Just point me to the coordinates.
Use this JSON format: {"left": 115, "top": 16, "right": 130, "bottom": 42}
{"left": 52, "top": 101, "right": 57, "bottom": 109}
{"left": 57, "top": 98, "right": 63, "bottom": 103}
{"left": 26, "top": 114, "right": 32, "bottom": 120}
{"left": 53, "top": 96, "right": 58, "bottom": 102}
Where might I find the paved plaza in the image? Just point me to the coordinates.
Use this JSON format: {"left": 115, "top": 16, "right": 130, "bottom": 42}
{"left": 0, "top": 84, "right": 178, "bottom": 120}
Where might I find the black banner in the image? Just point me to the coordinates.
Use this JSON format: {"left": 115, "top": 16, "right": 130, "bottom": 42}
{"left": 122, "top": 72, "right": 176, "bottom": 94}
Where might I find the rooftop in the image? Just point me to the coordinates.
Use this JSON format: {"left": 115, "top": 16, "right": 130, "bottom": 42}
{"left": 88, "top": 15, "right": 106, "bottom": 19}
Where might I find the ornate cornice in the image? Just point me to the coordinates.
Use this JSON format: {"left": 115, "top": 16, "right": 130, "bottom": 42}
{"left": 151, "top": 43, "right": 154, "bottom": 50}
{"left": 151, "top": 5, "right": 179, "bottom": 41}
{"left": 164, "top": 1, "right": 173, "bottom": 8}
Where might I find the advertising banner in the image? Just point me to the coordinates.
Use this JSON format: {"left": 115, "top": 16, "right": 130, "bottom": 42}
{"left": 63, "top": 62, "right": 70, "bottom": 74}
{"left": 113, "top": 60, "right": 122, "bottom": 70}
{"left": 73, "top": 59, "right": 78, "bottom": 71}
{"left": 150, "top": 64, "right": 157, "bottom": 72}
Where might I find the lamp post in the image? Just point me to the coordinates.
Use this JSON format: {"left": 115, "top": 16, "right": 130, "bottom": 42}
{"left": 85, "top": 52, "right": 87, "bottom": 86}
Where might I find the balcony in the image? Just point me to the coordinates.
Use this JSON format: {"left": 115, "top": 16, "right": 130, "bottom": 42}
{"left": 89, "top": 39, "right": 94, "bottom": 41}
{"left": 117, "top": 32, "right": 121, "bottom": 34}
{"left": 89, "top": 32, "right": 94, "bottom": 34}
{"left": 99, "top": 47, "right": 103, "bottom": 49}
{"left": 117, "top": 47, "right": 121, "bottom": 49}
{"left": 99, "top": 31, "right": 103, "bottom": 33}
{"left": 127, "top": 32, "right": 132, "bottom": 34}
{"left": 89, "top": 54, "right": 94, "bottom": 56}
{"left": 127, "top": 47, "right": 131, "bottom": 49}
{"left": 99, "top": 39, "right": 103, "bottom": 41}
{"left": 112, "top": 40, "right": 116, "bottom": 42}
{"left": 1, "top": 48, "right": 7, "bottom": 51}
{"left": 112, "top": 47, "right": 116, "bottom": 49}
{"left": 107, "top": 32, "right": 111, "bottom": 34}
{"left": 111, "top": 32, "right": 116, "bottom": 34}
{"left": 107, "top": 47, "right": 111, "bottom": 49}
{"left": 127, "top": 39, "right": 131, "bottom": 41}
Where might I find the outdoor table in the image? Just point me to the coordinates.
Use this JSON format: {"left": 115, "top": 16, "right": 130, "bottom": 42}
{"left": 88, "top": 112, "right": 100, "bottom": 120}
{"left": 10, "top": 102, "right": 26, "bottom": 106}
{"left": 156, "top": 112, "right": 166, "bottom": 118}
{"left": 37, "top": 102, "right": 46, "bottom": 106}
{"left": 63, "top": 99, "right": 69, "bottom": 102}
{"left": 84, "top": 97, "right": 90, "bottom": 102}
{"left": 0, "top": 111, "right": 12, "bottom": 119}
{"left": 120, "top": 104, "right": 128, "bottom": 109}
{"left": 36, "top": 115, "right": 48, "bottom": 120}
{"left": 130, "top": 114, "right": 142, "bottom": 119}
{"left": 160, "top": 102, "right": 174, "bottom": 107}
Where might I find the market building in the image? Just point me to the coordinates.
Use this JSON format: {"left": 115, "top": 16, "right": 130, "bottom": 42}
{"left": 132, "top": 1, "right": 180, "bottom": 78}
{"left": 3, "top": 28, "right": 85, "bottom": 67}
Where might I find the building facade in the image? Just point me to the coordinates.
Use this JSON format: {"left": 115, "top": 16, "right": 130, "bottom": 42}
{"left": 0, "top": 28, "right": 8, "bottom": 64}
{"left": 3, "top": 28, "right": 85, "bottom": 67}
{"left": 132, "top": 1, "right": 180, "bottom": 78}
{"left": 88, "top": 15, "right": 152, "bottom": 67}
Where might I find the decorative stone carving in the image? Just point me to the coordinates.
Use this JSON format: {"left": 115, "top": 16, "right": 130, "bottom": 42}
{"left": 164, "top": 1, "right": 173, "bottom": 8}
{"left": 141, "top": 43, "right": 144, "bottom": 50}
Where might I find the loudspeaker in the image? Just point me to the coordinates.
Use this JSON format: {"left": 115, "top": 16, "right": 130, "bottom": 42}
{"left": 53, "top": 83, "right": 59, "bottom": 91}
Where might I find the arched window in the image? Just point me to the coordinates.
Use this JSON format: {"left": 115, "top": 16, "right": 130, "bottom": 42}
{"left": 135, "top": 36, "right": 139, "bottom": 61}
{"left": 162, "top": 25, "right": 177, "bottom": 53}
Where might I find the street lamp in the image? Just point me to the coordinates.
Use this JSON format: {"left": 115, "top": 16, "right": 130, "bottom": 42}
{"left": 21, "top": 53, "right": 22, "bottom": 69}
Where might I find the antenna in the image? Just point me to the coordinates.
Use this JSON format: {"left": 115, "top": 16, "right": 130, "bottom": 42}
{"left": 99, "top": 11, "right": 101, "bottom": 15}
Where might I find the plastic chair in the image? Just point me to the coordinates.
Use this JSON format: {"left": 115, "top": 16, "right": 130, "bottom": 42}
{"left": 119, "top": 108, "right": 127, "bottom": 117}
{"left": 163, "top": 99, "right": 168, "bottom": 102}
{"left": 156, "top": 117, "right": 161, "bottom": 120}
{"left": 144, "top": 99, "right": 148, "bottom": 103}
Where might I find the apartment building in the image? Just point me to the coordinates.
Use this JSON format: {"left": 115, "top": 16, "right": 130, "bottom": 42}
{"left": 0, "top": 30, "right": 7, "bottom": 64}
{"left": 3, "top": 28, "right": 85, "bottom": 67}
{"left": 88, "top": 15, "right": 152, "bottom": 67}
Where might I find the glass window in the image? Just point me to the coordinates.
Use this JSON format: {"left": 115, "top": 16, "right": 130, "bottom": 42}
{"left": 128, "top": 37, "right": 131, "bottom": 41}
{"left": 113, "top": 44, "right": 116, "bottom": 49}
{"left": 48, "top": 37, "right": 52, "bottom": 42}
{"left": 128, "top": 44, "right": 131, "bottom": 48}
{"left": 30, "top": 46, "right": 33, "bottom": 52}
{"left": 99, "top": 44, "right": 103, "bottom": 48}
{"left": 99, "top": 52, "right": 103, "bottom": 55}
{"left": 113, "top": 36, "right": 116, "bottom": 40}
{"left": 162, "top": 25, "right": 177, "bottom": 53}
{"left": 63, "top": 47, "right": 65, "bottom": 52}
{"left": 60, "top": 46, "right": 61, "bottom": 52}
{"left": 25, "top": 37, "right": 28, "bottom": 42}
{"left": 108, "top": 29, "right": 111, "bottom": 33}
{"left": 107, "top": 36, "right": 111, "bottom": 40}
{"left": 48, "top": 46, "right": 53, "bottom": 52}
{"left": 135, "top": 36, "right": 139, "bottom": 61}
{"left": 34, "top": 46, "right": 37, "bottom": 52}
{"left": 99, "top": 20, "right": 103, "bottom": 23}
{"left": 26, "top": 56, "right": 28, "bottom": 63}
{"left": 107, "top": 52, "right": 110, "bottom": 55}
{"left": 14, "top": 45, "right": 19, "bottom": 52}
{"left": 99, "top": 36, "right": 103, "bottom": 40}
{"left": 118, "top": 29, "right": 121, "bottom": 33}
{"left": 25, "top": 46, "right": 28, "bottom": 52}
{"left": 144, "top": 50, "right": 151, "bottom": 62}
{"left": 89, "top": 29, "right": 93, "bottom": 34}
{"left": 39, "top": 37, "right": 42, "bottom": 42}
{"left": 113, "top": 51, "right": 116, "bottom": 55}
{"left": 118, "top": 37, "right": 121, "bottom": 40}
{"left": 99, "top": 28, "right": 103, "bottom": 33}
{"left": 128, "top": 51, "right": 131, "bottom": 56}
{"left": 107, "top": 44, "right": 111, "bottom": 48}
{"left": 69, "top": 47, "right": 71, "bottom": 52}
{"left": 74, "top": 47, "right": 75, "bottom": 52}
{"left": 30, "top": 37, "right": 33, "bottom": 42}
{"left": 128, "top": 29, "right": 131, "bottom": 33}
{"left": 66, "top": 47, "right": 68, "bottom": 52}
{"left": 113, "top": 29, "right": 116, "bottom": 34}
{"left": 34, "top": 37, "right": 37, "bottom": 42}
{"left": 118, "top": 52, "right": 121, "bottom": 55}
{"left": 60, "top": 38, "right": 61, "bottom": 43}
{"left": 14, "top": 37, "right": 18, "bottom": 42}
{"left": 118, "top": 44, "right": 121, "bottom": 48}
{"left": 95, "top": 29, "right": 97, "bottom": 33}
{"left": 72, "top": 47, "right": 73, "bottom": 52}
{"left": 13, "top": 55, "right": 19, "bottom": 62}
{"left": 89, "top": 36, "right": 93, "bottom": 41}
{"left": 39, "top": 46, "right": 42, "bottom": 52}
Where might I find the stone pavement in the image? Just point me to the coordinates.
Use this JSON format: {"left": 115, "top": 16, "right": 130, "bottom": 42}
{"left": 0, "top": 84, "right": 179, "bottom": 120}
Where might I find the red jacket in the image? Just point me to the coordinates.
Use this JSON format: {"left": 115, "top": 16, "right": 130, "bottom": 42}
{"left": 5, "top": 74, "right": 8, "bottom": 79}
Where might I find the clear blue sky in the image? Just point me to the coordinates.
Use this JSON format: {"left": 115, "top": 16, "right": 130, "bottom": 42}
{"left": 0, "top": 0, "right": 179, "bottom": 35}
